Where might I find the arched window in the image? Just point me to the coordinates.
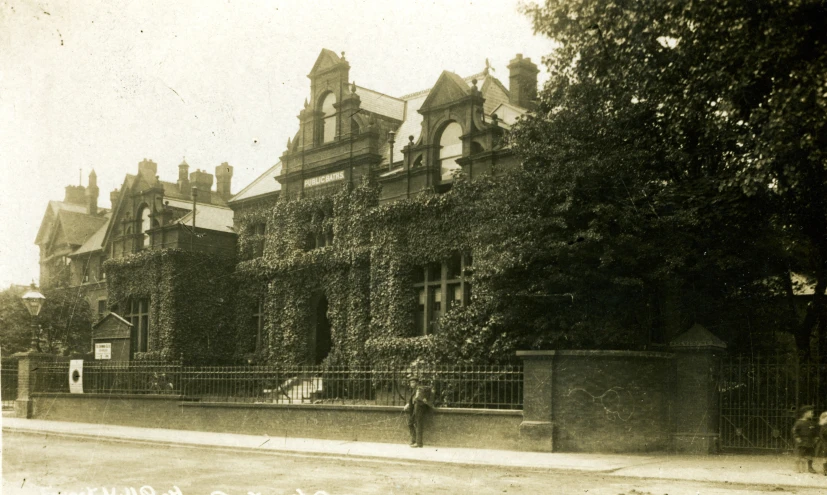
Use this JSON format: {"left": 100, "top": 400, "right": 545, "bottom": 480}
{"left": 140, "top": 206, "right": 151, "bottom": 248}
{"left": 320, "top": 93, "right": 337, "bottom": 144}
{"left": 439, "top": 122, "right": 463, "bottom": 181}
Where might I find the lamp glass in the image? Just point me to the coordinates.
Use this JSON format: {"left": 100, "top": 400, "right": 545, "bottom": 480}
{"left": 22, "top": 290, "right": 45, "bottom": 316}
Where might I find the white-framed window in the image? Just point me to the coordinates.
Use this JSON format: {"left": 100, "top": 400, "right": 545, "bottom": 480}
{"left": 126, "top": 297, "right": 150, "bottom": 355}
{"left": 413, "top": 252, "right": 472, "bottom": 335}
{"left": 439, "top": 122, "right": 463, "bottom": 181}
{"left": 251, "top": 222, "right": 267, "bottom": 258}
{"left": 320, "top": 92, "right": 337, "bottom": 144}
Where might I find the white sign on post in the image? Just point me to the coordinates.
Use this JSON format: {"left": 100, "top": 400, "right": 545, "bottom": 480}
{"left": 69, "top": 359, "right": 83, "bottom": 394}
{"left": 95, "top": 343, "right": 112, "bottom": 360}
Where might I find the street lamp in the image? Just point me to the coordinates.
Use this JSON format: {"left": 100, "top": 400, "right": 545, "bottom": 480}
{"left": 22, "top": 283, "right": 45, "bottom": 352}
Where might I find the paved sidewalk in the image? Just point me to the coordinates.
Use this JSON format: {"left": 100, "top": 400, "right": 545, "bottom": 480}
{"left": 4, "top": 416, "right": 827, "bottom": 490}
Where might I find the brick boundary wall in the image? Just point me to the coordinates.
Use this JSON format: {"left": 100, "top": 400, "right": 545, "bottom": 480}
{"left": 28, "top": 393, "right": 524, "bottom": 451}
{"left": 18, "top": 325, "right": 725, "bottom": 454}
{"left": 518, "top": 350, "right": 675, "bottom": 453}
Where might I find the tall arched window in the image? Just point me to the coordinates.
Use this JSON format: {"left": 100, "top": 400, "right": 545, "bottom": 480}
{"left": 320, "top": 93, "right": 337, "bottom": 144}
{"left": 140, "top": 206, "right": 151, "bottom": 248}
{"left": 439, "top": 122, "right": 463, "bottom": 181}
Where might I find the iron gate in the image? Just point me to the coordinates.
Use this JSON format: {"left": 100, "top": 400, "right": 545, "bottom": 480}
{"left": 1, "top": 358, "right": 19, "bottom": 410}
{"left": 719, "top": 354, "right": 823, "bottom": 451}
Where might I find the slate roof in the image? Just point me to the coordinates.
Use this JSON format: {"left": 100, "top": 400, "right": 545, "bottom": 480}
{"left": 228, "top": 163, "right": 282, "bottom": 204}
{"left": 354, "top": 86, "right": 405, "bottom": 121}
{"left": 56, "top": 210, "right": 108, "bottom": 246}
{"left": 72, "top": 213, "right": 111, "bottom": 256}
{"left": 175, "top": 204, "right": 235, "bottom": 233}
{"left": 36, "top": 201, "right": 105, "bottom": 245}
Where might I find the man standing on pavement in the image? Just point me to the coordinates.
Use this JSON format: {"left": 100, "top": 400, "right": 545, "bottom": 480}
{"left": 793, "top": 405, "right": 819, "bottom": 473}
{"left": 404, "top": 375, "right": 432, "bottom": 448}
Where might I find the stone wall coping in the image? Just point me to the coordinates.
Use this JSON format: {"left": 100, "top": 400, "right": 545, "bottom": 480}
{"left": 182, "top": 401, "right": 523, "bottom": 416}
{"left": 29, "top": 393, "right": 524, "bottom": 416}
{"left": 32, "top": 393, "right": 197, "bottom": 402}
{"left": 12, "top": 352, "right": 64, "bottom": 359}
{"left": 516, "top": 350, "right": 674, "bottom": 359}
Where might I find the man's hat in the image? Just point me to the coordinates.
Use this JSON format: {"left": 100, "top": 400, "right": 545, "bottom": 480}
{"left": 406, "top": 373, "right": 420, "bottom": 381}
{"left": 798, "top": 404, "right": 814, "bottom": 417}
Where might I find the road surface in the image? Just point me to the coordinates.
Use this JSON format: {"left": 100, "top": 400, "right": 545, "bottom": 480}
{"left": 2, "top": 431, "right": 821, "bottom": 495}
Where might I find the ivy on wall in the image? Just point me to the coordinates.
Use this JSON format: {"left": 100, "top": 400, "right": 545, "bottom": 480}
{"left": 233, "top": 174, "right": 520, "bottom": 367}
{"left": 104, "top": 249, "right": 237, "bottom": 364}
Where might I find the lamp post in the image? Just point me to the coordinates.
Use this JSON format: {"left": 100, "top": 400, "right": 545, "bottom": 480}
{"left": 22, "top": 284, "right": 45, "bottom": 352}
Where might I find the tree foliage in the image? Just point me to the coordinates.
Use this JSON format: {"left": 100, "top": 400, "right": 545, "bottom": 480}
{"left": 0, "top": 285, "right": 94, "bottom": 356}
{"left": 507, "top": 0, "right": 826, "bottom": 352}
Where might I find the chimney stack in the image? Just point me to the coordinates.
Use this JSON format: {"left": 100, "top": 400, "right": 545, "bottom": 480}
{"left": 86, "top": 169, "right": 99, "bottom": 215}
{"left": 138, "top": 159, "right": 158, "bottom": 182}
{"left": 215, "top": 163, "right": 233, "bottom": 200}
{"left": 178, "top": 159, "right": 191, "bottom": 193}
{"left": 507, "top": 54, "right": 539, "bottom": 109}
{"left": 189, "top": 169, "right": 214, "bottom": 203}
{"left": 64, "top": 185, "right": 86, "bottom": 205}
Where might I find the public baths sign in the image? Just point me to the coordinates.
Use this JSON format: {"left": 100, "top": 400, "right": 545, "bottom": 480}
{"left": 304, "top": 170, "right": 345, "bottom": 188}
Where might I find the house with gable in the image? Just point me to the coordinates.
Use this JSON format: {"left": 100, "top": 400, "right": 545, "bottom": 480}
{"left": 36, "top": 159, "right": 238, "bottom": 362}
{"left": 230, "top": 49, "right": 539, "bottom": 366}
{"left": 35, "top": 171, "right": 110, "bottom": 320}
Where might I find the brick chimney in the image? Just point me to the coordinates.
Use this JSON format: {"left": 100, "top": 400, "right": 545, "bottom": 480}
{"left": 85, "top": 169, "right": 99, "bottom": 215}
{"left": 64, "top": 185, "right": 86, "bottom": 205}
{"left": 178, "top": 159, "right": 191, "bottom": 194}
{"left": 189, "top": 169, "right": 214, "bottom": 203}
{"left": 215, "top": 163, "right": 233, "bottom": 200}
{"left": 507, "top": 54, "right": 539, "bottom": 109}
{"left": 138, "top": 158, "right": 158, "bottom": 182}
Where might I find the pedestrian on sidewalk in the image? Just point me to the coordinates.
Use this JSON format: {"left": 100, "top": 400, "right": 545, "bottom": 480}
{"left": 792, "top": 405, "right": 818, "bottom": 473}
{"left": 815, "top": 411, "right": 827, "bottom": 476}
{"left": 404, "top": 375, "right": 432, "bottom": 448}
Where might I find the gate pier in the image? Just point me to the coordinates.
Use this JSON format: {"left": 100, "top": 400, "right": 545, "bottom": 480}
{"left": 670, "top": 324, "right": 727, "bottom": 454}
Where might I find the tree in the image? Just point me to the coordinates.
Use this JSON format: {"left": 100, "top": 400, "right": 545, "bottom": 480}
{"left": 495, "top": 0, "right": 826, "bottom": 352}
{"left": 0, "top": 286, "right": 34, "bottom": 355}
{"left": 0, "top": 285, "right": 93, "bottom": 356}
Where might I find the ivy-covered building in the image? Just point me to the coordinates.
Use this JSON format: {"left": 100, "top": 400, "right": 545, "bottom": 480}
{"left": 230, "top": 49, "right": 538, "bottom": 366}
{"left": 36, "top": 159, "right": 238, "bottom": 362}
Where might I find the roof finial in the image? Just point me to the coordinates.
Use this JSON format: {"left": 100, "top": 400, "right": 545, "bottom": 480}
{"left": 341, "top": 51, "right": 346, "bottom": 61}
{"left": 484, "top": 58, "right": 492, "bottom": 76}
{"left": 351, "top": 81, "right": 357, "bottom": 93}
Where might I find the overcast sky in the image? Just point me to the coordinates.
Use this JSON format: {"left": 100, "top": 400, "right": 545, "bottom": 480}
{"left": 0, "top": 0, "right": 553, "bottom": 289}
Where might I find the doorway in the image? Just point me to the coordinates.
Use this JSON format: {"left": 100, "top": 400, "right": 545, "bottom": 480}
{"left": 313, "top": 296, "right": 332, "bottom": 364}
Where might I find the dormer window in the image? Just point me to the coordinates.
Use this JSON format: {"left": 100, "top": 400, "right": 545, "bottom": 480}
{"left": 319, "top": 92, "right": 337, "bottom": 144}
{"left": 439, "top": 122, "right": 463, "bottom": 181}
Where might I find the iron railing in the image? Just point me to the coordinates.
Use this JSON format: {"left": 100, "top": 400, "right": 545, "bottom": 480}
{"left": 32, "top": 362, "right": 523, "bottom": 410}
{"left": 1, "top": 358, "right": 19, "bottom": 410}
{"left": 719, "top": 353, "right": 824, "bottom": 451}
